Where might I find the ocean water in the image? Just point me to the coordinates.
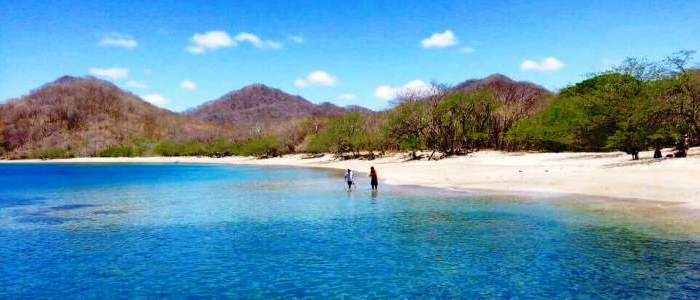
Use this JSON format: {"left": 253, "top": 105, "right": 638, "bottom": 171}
{"left": 0, "top": 163, "right": 699, "bottom": 298}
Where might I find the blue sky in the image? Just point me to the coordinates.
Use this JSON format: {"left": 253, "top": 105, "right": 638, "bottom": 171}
{"left": 1, "top": 0, "right": 699, "bottom": 111}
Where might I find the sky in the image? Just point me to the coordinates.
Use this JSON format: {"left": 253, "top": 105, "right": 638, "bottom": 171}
{"left": 1, "top": 0, "right": 699, "bottom": 111}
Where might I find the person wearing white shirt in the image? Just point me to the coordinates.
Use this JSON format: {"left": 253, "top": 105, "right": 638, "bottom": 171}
{"left": 344, "top": 169, "right": 354, "bottom": 190}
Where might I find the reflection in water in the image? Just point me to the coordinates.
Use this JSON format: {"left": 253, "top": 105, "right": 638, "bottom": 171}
{"left": 0, "top": 195, "right": 45, "bottom": 208}
{"left": 0, "top": 163, "right": 699, "bottom": 298}
{"left": 92, "top": 209, "right": 128, "bottom": 215}
{"left": 50, "top": 204, "right": 100, "bottom": 211}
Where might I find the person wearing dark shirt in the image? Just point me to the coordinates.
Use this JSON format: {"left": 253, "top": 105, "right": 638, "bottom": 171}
{"left": 369, "top": 166, "right": 378, "bottom": 191}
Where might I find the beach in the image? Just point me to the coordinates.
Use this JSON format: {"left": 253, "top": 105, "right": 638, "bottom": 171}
{"left": 4, "top": 147, "right": 699, "bottom": 208}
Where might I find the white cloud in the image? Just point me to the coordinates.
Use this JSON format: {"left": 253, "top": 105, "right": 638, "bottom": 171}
{"left": 265, "top": 41, "right": 282, "bottom": 49}
{"left": 337, "top": 93, "right": 356, "bottom": 101}
{"left": 126, "top": 80, "right": 148, "bottom": 89}
{"left": 521, "top": 57, "right": 565, "bottom": 72}
{"left": 180, "top": 80, "right": 197, "bottom": 91}
{"left": 289, "top": 35, "right": 304, "bottom": 44}
{"left": 374, "top": 86, "right": 395, "bottom": 101}
{"left": 459, "top": 46, "right": 475, "bottom": 53}
{"left": 141, "top": 94, "right": 171, "bottom": 107}
{"left": 88, "top": 67, "right": 129, "bottom": 80}
{"left": 293, "top": 79, "right": 308, "bottom": 88}
{"left": 374, "top": 80, "right": 436, "bottom": 101}
{"left": 235, "top": 32, "right": 282, "bottom": 49}
{"left": 294, "top": 70, "right": 337, "bottom": 88}
{"left": 186, "top": 31, "right": 283, "bottom": 53}
{"left": 421, "top": 30, "right": 458, "bottom": 48}
{"left": 187, "top": 30, "right": 235, "bottom": 54}
{"left": 98, "top": 34, "right": 138, "bottom": 49}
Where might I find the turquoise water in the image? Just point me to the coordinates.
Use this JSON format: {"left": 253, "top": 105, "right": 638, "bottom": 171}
{"left": 1, "top": 163, "right": 699, "bottom": 298}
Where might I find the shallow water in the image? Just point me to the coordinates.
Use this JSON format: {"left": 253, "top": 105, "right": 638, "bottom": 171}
{"left": 0, "top": 163, "right": 699, "bottom": 298}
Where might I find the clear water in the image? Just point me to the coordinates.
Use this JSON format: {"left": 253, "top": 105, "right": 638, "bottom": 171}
{"left": 1, "top": 163, "right": 699, "bottom": 298}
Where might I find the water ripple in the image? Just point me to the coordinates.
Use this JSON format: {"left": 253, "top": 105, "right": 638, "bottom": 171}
{"left": 0, "top": 163, "right": 698, "bottom": 298}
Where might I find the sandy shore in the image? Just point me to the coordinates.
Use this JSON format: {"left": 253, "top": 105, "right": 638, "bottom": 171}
{"left": 3, "top": 148, "right": 700, "bottom": 208}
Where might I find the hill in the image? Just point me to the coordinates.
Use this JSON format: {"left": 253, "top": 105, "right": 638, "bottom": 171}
{"left": 0, "top": 76, "right": 223, "bottom": 158}
{"left": 454, "top": 73, "right": 552, "bottom": 110}
{"left": 187, "top": 84, "right": 372, "bottom": 136}
{"left": 0, "top": 75, "right": 551, "bottom": 158}
{"left": 452, "top": 74, "right": 553, "bottom": 148}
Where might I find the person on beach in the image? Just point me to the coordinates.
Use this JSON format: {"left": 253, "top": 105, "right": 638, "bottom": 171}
{"left": 369, "top": 166, "right": 378, "bottom": 191}
{"left": 345, "top": 169, "right": 354, "bottom": 190}
{"left": 674, "top": 134, "right": 689, "bottom": 158}
{"left": 631, "top": 147, "right": 640, "bottom": 160}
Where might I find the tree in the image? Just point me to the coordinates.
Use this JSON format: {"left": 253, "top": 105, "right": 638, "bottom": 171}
{"left": 507, "top": 96, "right": 587, "bottom": 151}
{"left": 384, "top": 99, "right": 431, "bottom": 159}
{"left": 508, "top": 53, "right": 698, "bottom": 157}
{"left": 431, "top": 91, "right": 499, "bottom": 154}
{"left": 508, "top": 73, "right": 647, "bottom": 152}
{"left": 363, "top": 113, "right": 388, "bottom": 157}
{"left": 306, "top": 113, "right": 368, "bottom": 156}
{"left": 661, "top": 51, "right": 700, "bottom": 143}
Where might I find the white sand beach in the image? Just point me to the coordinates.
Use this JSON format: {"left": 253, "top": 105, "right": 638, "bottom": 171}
{"left": 4, "top": 147, "right": 699, "bottom": 208}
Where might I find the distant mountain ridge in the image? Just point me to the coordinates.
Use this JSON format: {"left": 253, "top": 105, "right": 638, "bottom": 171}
{"left": 454, "top": 73, "right": 552, "bottom": 103}
{"left": 187, "top": 84, "right": 372, "bottom": 131}
{"left": 0, "top": 76, "right": 222, "bottom": 158}
{"left": 0, "top": 74, "right": 551, "bottom": 158}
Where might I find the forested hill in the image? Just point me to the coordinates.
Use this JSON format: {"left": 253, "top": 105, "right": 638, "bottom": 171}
{"left": 0, "top": 74, "right": 555, "bottom": 158}
{"left": 0, "top": 77, "right": 375, "bottom": 159}
{"left": 0, "top": 76, "right": 225, "bottom": 158}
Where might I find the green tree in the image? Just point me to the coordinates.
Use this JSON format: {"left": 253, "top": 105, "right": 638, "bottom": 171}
{"left": 660, "top": 51, "right": 700, "bottom": 142}
{"left": 430, "top": 91, "right": 499, "bottom": 154}
{"left": 384, "top": 100, "right": 431, "bottom": 158}
{"left": 307, "top": 113, "right": 368, "bottom": 156}
{"left": 509, "top": 73, "right": 648, "bottom": 152}
{"left": 507, "top": 96, "right": 587, "bottom": 151}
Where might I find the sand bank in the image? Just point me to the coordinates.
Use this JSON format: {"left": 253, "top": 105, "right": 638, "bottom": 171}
{"left": 3, "top": 148, "right": 699, "bottom": 208}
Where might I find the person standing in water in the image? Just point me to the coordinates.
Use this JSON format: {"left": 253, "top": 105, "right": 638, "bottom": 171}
{"left": 369, "top": 166, "right": 378, "bottom": 191}
{"left": 344, "top": 169, "right": 354, "bottom": 190}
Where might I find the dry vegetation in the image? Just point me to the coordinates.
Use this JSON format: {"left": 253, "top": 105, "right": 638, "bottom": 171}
{"left": 0, "top": 74, "right": 553, "bottom": 159}
{"left": 3, "top": 52, "right": 696, "bottom": 160}
{"left": 0, "top": 76, "right": 230, "bottom": 158}
{"left": 187, "top": 84, "right": 369, "bottom": 136}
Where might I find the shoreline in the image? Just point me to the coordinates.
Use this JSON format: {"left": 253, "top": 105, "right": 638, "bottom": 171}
{"left": 2, "top": 148, "right": 699, "bottom": 208}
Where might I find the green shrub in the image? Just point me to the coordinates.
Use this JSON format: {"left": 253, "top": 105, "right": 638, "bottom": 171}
{"left": 206, "top": 139, "right": 240, "bottom": 157}
{"left": 305, "top": 131, "right": 332, "bottom": 153}
{"left": 30, "top": 148, "right": 75, "bottom": 159}
{"left": 153, "top": 141, "right": 208, "bottom": 156}
{"left": 152, "top": 140, "right": 245, "bottom": 157}
{"left": 305, "top": 113, "right": 367, "bottom": 155}
{"left": 98, "top": 145, "right": 144, "bottom": 157}
{"left": 233, "top": 137, "right": 281, "bottom": 157}
{"left": 153, "top": 141, "right": 182, "bottom": 156}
